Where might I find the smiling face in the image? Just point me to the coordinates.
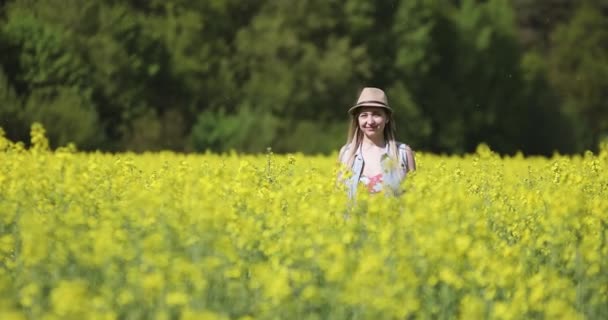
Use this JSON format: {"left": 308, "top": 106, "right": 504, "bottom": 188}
{"left": 356, "top": 107, "right": 389, "bottom": 140}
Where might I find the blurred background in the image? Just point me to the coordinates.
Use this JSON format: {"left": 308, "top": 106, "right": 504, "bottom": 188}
{"left": 0, "top": 0, "right": 606, "bottom": 155}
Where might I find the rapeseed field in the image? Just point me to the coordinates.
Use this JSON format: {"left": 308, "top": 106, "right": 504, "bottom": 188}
{"left": 1, "top": 124, "right": 607, "bottom": 319}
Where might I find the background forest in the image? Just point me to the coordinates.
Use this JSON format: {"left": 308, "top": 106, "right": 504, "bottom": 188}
{"left": 0, "top": 0, "right": 607, "bottom": 155}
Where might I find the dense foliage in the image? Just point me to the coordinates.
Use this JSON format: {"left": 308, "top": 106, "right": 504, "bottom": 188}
{"left": 1, "top": 125, "right": 607, "bottom": 319}
{"left": 0, "top": 0, "right": 607, "bottom": 154}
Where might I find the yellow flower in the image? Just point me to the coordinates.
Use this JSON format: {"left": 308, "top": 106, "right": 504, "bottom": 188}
{"left": 0, "top": 129, "right": 605, "bottom": 318}
{"left": 166, "top": 291, "right": 189, "bottom": 306}
{"left": 458, "top": 295, "right": 486, "bottom": 319}
{"left": 50, "top": 280, "right": 89, "bottom": 317}
{"left": 0, "top": 311, "right": 26, "bottom": 320}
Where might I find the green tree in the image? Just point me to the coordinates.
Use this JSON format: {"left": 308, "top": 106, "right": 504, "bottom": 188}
{"left": 0, "top": 68, "right": 23, "bottom": 140}
{"left": 548, "top": 2, "right": 608, "bottom": 150}
{"left": 1, "top": 0, "right": 599, "bottom": 154}
{"left": 388, "top": 0, "right": 532, "bottom": 153}
{"left": 192, "top": 0, "right": 371, "bottom": 153}
{"left": 0, "top": 3, "right": 102, "bottom": 148}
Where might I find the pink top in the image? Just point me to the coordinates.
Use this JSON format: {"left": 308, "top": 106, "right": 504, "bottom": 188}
{"left": 360, "top": 173, "right": 383, "bottom": 193}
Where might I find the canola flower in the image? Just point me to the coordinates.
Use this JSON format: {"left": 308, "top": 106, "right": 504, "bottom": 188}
{"left": 0, "top": 123, "right": 607, "bottom": 319}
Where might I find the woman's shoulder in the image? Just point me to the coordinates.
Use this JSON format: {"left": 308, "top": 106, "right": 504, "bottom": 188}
{"left": 395, "top": 141, "right": 414, "bottom": 153}
{"left": 338, "top": 143, "right": 355, "bottom": 162}
{"left": 339, "top": 143, "right": 356, "bottom": 155}
{"left": 395, "top": 141, "right": 416, "bottom": 171}
{"left": 341, "top": 142, "right": 358, "bottom": 149}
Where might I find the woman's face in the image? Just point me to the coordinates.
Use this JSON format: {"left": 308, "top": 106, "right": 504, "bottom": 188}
{"left": 357, "top": 107, "right": 388, "bottom": 139}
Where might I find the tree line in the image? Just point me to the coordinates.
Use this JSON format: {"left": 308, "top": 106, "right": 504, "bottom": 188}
{"left": 1, "top": 0, "right": 606, "bottom": 155}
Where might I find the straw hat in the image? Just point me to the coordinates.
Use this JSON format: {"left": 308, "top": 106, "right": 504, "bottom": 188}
{"left": 348, "top": 87, "right": 393, "bottom": 115}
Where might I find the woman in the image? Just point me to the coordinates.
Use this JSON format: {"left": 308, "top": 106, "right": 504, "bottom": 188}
{"left": 338, "top": 87, "right": 416, "bottom": 198}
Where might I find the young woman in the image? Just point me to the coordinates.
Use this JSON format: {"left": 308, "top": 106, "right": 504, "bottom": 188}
{"left": 338, "top": 87, "right": 416, "bottom": 198}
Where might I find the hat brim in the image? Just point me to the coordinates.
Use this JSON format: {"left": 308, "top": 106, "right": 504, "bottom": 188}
{"left": 348, "top": 103, "right": 393, "bottom": 115}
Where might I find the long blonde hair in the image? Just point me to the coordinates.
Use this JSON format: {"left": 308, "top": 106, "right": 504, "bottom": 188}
{"left": 341, "top": 108, "right": 399, "bottom": 169}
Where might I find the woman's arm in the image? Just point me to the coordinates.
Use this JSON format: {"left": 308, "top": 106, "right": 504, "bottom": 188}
{"left": 398, "top": 144, "right": 416, "bottom": 174}
{"left": 336, "top": 145, "right": 348, "bottom": 185}
{"left": 405, "top": 146, "right": 416, "bottom": 172}
{"left": 337, "top": 145, "right": 347, "bottom": 164}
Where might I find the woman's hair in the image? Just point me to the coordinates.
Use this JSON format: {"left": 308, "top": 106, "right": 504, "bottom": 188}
{"left": 341, "top": 108, "right": 399, "bottom": 168}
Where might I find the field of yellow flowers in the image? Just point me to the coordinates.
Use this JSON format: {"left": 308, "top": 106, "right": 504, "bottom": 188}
{"left": 1, "top": 124, "right": 607, "bottom": 320}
